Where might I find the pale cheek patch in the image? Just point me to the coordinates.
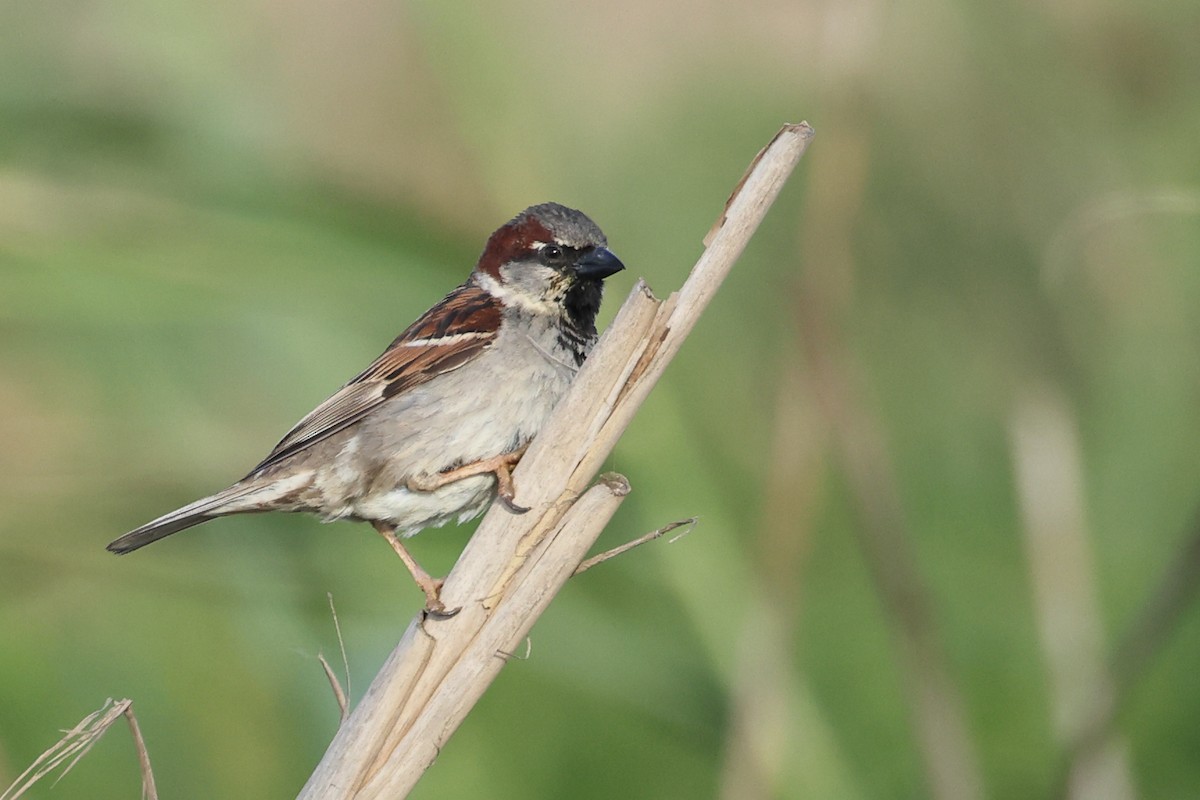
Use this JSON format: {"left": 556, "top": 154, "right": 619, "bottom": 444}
{"left": 477, "top": 271, "right": 563, "bottom": 316}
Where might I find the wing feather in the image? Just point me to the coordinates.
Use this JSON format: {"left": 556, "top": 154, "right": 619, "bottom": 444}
{"left": 246, "top": 282, "right": 500, "bottom": 475}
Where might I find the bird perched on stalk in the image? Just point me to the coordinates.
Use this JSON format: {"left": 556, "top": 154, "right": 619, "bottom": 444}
{"left": 108, "top": 203, "right": 625, "bottom": 615}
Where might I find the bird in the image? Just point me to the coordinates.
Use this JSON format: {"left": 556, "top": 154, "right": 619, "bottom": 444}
{"left": 108, "top": 202, "right": 625, "bottom": 614}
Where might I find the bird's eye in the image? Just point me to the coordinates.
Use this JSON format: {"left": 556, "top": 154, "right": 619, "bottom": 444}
{"left": 540, "top": 244, "right": 566, "bottom": 265}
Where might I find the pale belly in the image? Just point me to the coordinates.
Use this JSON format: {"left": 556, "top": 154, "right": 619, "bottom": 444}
{"left": 350, "top": 475, "right": 496, "bottom": 536}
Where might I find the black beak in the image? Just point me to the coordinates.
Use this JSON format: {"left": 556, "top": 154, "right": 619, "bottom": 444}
{"left": 574, "top": 247, "right": 625, "bottom": 281}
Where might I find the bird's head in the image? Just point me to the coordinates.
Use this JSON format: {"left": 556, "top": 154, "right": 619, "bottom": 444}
{"left": 473, "top": 203, "right": 624, "bottom": 327}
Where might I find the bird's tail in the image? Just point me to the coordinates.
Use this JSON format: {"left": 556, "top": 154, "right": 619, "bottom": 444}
{"left": 107, "top": 483, "right": 263, "bottom": 554}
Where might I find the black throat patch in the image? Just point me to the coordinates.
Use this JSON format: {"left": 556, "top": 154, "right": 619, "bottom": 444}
{"left": 559, "top": 279, "right": 604, "bottom": 365}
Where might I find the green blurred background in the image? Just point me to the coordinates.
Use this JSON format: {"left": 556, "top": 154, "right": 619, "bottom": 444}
{"left": 3, "top": 0, "right": 1199, "bottom": 798}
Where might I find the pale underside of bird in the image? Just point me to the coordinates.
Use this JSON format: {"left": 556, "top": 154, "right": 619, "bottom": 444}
{"left": 108, "top": 202, "right": 625, "bottom": 614}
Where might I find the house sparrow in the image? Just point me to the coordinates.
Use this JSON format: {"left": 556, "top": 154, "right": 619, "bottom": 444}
{"left": 108, "top": 202, "right": 624, "bottom": 614}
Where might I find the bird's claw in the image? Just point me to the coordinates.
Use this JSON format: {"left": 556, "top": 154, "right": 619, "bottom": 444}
{"left": 498, "top": 493, "right": 530, "bottom": 515}
{"left": 424, "top": 598, "right": 462, "bottom": 619}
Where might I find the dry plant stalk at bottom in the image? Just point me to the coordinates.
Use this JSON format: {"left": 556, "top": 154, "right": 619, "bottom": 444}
{"left": 295, "top": 122, "right": 814, "bottom": 799}
{"left": 1, "top": 698, "right": 157, "bottom": 800}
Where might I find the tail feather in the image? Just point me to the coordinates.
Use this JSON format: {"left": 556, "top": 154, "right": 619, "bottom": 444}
{"left": 107, "top": 484, "right": 261, "bottom": 554}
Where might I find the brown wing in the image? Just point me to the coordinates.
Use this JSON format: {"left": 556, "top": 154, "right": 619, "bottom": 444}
{"left": 245, "top": 281, "right": 501, "bottom": 476}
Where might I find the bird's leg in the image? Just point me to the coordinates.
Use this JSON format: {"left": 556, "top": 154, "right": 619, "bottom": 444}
{"left": 406, "top": 447, "right": 531, "bottom": 514}
{"left": 372, "top": 521, "right": 459, "bottom": 617}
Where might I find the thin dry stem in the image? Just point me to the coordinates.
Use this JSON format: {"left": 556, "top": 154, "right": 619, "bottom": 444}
{"left": 495, "top": 637, "right": 532, "bottom": 662}
{"left": 574, "top": 517, "right": 697, "bottom": 575}
{"left": 319, "top": 653, "right": 351, "bottom": 725}
{"left": 298, "top": 123, "right": 814, "bottom": 800}
{"left": 122, "top": 704, "right": 159, "bottom": 800}
{"left": 321, "top": 592, "right": 352, "bottom": 724}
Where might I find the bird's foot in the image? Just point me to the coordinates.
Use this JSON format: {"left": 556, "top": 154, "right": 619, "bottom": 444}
{"left": 406, "top": 448, "right": 530, "bottom": 514}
